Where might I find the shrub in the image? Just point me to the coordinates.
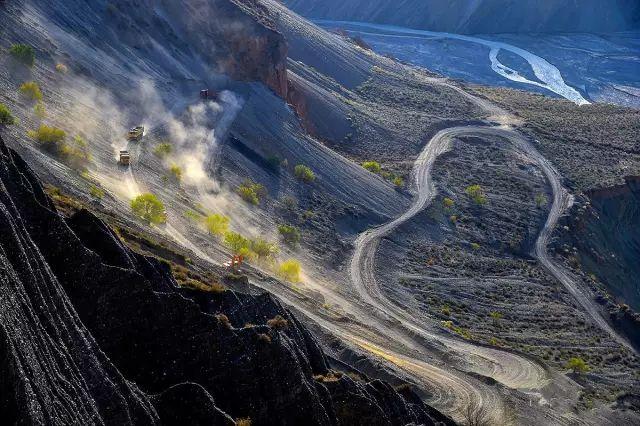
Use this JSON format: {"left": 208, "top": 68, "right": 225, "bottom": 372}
{"left": 441, "top": 305, "right": 451, "bottom": 316}
{"left": 237, "top": 180, "right": 266, "bottom": 205}
{"left": 251, "top": 238, "right": 279, "bottom": 259}
{"left": 89, "top": 185, "right": 104, "bottom": 199}
{"left": 277, "top": 224, "right": 301, "bottom": 247}
{"left": 362, "top": 161, "right": 381, "bottom": 174}
{"left": 465, "top": 184, "right": 487, "bottom": 205}
{"left": 130, "top": 193, "right": 166, "bottom": 224}
{"left": 236, "top": 419, "right": 252, "bottom": 426}
{"left": 277, "top": 259, "right": 302, "bottom": 283}
{"left": 224, "top": 231, "right": 252, "bottom": 256}
{"left": 55, "top": 63, "right": 68, "bottom": 74}
{"left": 19, "top": 81, "right": 43, "bottom": 101}
{"left": 59, "top": 135, "right": 91, "bottom": 169}
{"left": 443, "top": 197, "right": 455, "bottom": 209}
{"left": 294, "top": 164, "right": 315, "bottom": 183}
{"left": 566, "top": 357, "right": 590, "bottom": 374}
{"left": 33, "top": 101, "right": 46, "bottom": 118}
{"left": 393, "top": 176, "right": 404, "bottom": 188}
{"left": 489, "top": 311, "right": 503, "bottom": 326}
{"left": 207, "top": 282, "right": 227, "bottom": 294}
{"left": 0, "top": 103, "right": 16, "bottom": 126}
{"left": 267, "top": 315, "right": 289, "bottom": 330}
{"left": 535, "top": 193, "right": 548, "bottom": 208}
{"left": 153, "top": 142, "right": 172, "bottom": 158}
{"left": 168, "top": 164, "right": 182, "bottom": 182}
{"left": 471, "top": 242, "right": 481, "bottom": 251}
{"left": 9, "top": 44, "right": 35, "bottom": 67}
{"left": 28, "top": 125, "right": 66, "bottom": 150}
{"left": 204, "top": 214, "right": 229, "bottom": 237}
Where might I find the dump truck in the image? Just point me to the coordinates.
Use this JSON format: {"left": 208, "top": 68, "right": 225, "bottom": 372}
{"left": 119, "top": 150, "right": 131, "bottom": 166}
{"left": 127, "top": 126, "right": 144, "bottom": 141}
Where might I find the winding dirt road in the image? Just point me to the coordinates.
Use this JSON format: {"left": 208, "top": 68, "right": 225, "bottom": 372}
{"left": 348, "top": 84, "right": 636, "bottom": 421}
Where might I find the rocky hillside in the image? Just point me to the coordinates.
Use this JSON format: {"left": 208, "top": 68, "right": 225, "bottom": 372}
{"left": 284, "top": 0, "right": 640, "bottom": 34}
{"left": 0, "top": 132, "right": 452, "bottom": 424}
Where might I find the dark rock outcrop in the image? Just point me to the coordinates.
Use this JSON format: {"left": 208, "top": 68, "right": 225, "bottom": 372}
{"left": 0, "top": 131, "right": 450, "bottom": 424}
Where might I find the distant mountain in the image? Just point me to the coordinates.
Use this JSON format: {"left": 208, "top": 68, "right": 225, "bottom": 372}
{"left": 283, "top": 0, "right": 640, "bottom": 34}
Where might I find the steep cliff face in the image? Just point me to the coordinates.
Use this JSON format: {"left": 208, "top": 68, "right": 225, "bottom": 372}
{"left": 0, "top": 132, "right": 451, "bottom": 424}
{"left": 284, "top": 0, "right": 640, "bottom": 34}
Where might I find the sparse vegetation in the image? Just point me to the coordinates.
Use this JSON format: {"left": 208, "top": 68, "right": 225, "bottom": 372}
{"left": 9, "top": 44, "right": 35, "bottom": 67}
{"left": 277, "top": 224, "right": 301, "bottom": 247}
{"left": 294, "top": 164, "right": 316, "bottom": 183}
{"left": 393, "top": 176, "right": 404, "bottom": 188}
{"left": 204, "top": 214, "right": 229, "bottom": 237}
{"left": 441, "top": 305, "right": 451, "bottom": 316}
{"left": 237, "top": 180, "right": 266, "bottom": 205}
{"left": 362, "top": 160, "right": 381, "bottom": 174}
{"left": 267, "top": 315, "right": 289, "bottom": 330}
{"left": 277, "top": 259, "right": 302, "bottom": 283}
{"left": 89, "top": 185, "right": 104, "bottom": 200}
{"left": 19, "top": 81, "right": 43, "bottom": 101}
{"left": 251, "top": 238, "right": 279, "bottom": 259}
{"left": 130, "top": 193, "right": 166, "bottom": 225}
{"left": 465, "top": 184, "right": 487, "bottom": 205}
{"left": 169, "top": 164, "right": 182, "bottom": 182}
{"left": 489, "top": 311, "right": 503, "bottom": 326}
{"left": 33, "top": 101, "right": 46, "bottom": 119}
{"left": 153, "top": 142, "right": 172, "bottom": 158}
{"left": 566, "top": 357, "right": 591, "bottom": 374}
{"left": 0, "top": 104, "right": 17, "bottom": 126}
{"left": 535, "top": 193, "right": 548, "bottom": 208}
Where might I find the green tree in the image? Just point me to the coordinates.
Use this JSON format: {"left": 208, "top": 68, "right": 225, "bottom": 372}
{"left": 465, "top": 184, "right": 487, "bottom": 205}
{"left": 294, "top": 164, "right": 316, "bottom": 183}
{"left": 28, "top": 125, "right": 66, "bottom": 150}
{"left": 204, "top": 214, "right": 229, "bottom": 237}
{"left": 9, "top": 44, "right": 35, "bottom": 67}
{"left": 278, "top": 224, "right": 301, "bottom": 247}
{"left": 0, "top": 103, "right": 16, "bottom": 126}
{"left": 19, "top": 81, "right": 43, "bottom": 101}
{"left": 224, "top": 231, "right": 251, "bottom": 256}
{"left": 130, "top": 193, "right": 166, "bottom": 224}
{"left": 362, "top": 161, "right": 381, "bottom": 174}
{"left": 566, "top": 357, "right": 590, "bottom": 374}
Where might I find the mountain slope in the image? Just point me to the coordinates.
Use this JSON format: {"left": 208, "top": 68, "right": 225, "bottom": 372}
{"left": 284, "top": 0, "right": 640, "bottom": 34}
